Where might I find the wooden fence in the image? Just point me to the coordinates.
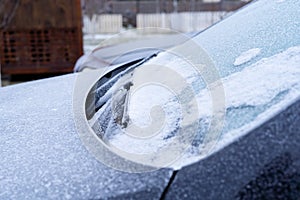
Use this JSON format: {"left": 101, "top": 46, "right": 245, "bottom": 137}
{"left": 137, "top": 12, "right": 229, "bottom": 32}
{"left": 83, "top": 14, "right": 123, "bottom": 34}
{"left": 82, "top": 12, "right": 229, "bottom": 34}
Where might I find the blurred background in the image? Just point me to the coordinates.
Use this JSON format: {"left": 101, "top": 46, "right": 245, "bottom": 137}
{"left": 0, "top": 0, "right": 252, "bottom": 86}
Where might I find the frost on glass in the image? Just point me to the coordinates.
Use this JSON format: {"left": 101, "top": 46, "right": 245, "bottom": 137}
{"left": 87, "top": 0, "right": 300, "bottom": 169}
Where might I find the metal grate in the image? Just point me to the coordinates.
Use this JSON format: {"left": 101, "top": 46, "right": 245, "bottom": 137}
{"left": 30, "top": 30, "right": 51, "bottom": 63}
{"left": 2, "top": 31, "right": 17, "bottom": 64}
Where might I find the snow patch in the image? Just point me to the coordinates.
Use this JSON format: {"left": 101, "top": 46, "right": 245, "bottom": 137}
{"left": 276, "top": 0, "right": 286, "bottom": 3}
{"left": 172, "top": 46, "right": 300, "bottom": 169}
{"left": 234, "top": 48, "right": 261, "bottom": 66}
{"left": 227, "top": 46, "right": 300, "bottom": 107}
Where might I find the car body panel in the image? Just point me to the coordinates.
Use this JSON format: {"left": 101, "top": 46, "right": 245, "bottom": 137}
{"left": 0, "top": 75, "right": 172, "bottom": 199}
{"left": 0, "top": 0, "right": 299, "bottom": 199}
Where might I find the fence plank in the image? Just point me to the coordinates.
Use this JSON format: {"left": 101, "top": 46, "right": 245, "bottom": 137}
{"left": 83, "top": 14, "right": 122, "bottom": 34}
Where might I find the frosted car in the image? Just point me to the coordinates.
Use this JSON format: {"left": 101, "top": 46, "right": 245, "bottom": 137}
{"left": 0, "top": 0, "right": 300, "bottom": 199}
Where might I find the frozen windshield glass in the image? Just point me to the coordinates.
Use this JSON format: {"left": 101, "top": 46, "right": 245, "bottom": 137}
{"left": 87, "top": 0, "right": 300, "bottom": 169}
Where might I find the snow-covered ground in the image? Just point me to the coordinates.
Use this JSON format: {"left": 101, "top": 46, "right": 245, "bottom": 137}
{"left": 83, "top": 31, "right": 178, "bottom": 54}
{"left": 83, "top": 34, "right": 114, "bottom": 53}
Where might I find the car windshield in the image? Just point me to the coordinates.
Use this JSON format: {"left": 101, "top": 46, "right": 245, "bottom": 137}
{"left": 86, "top": 0, "right": 300, "bottom": 169}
